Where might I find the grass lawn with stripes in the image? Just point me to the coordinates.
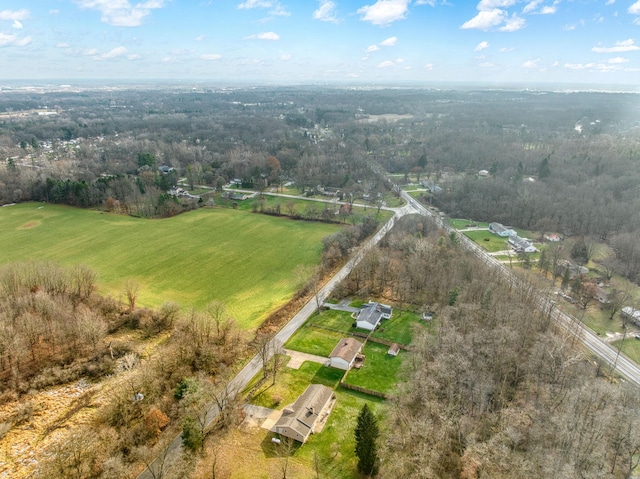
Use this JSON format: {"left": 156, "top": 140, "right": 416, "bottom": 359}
{"left": 0, "top": 203, "right": 340, "bottom": 329}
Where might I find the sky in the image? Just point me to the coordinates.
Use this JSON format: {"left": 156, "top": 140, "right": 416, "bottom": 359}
{"left": 1, "top": 0, "right": 640, "bottom": 86}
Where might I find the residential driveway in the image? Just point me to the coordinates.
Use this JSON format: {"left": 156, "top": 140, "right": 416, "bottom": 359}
{"left": 284, "top": 349, "right": 329, "bottom": 369}
{"left": 242, "top": 404, "right": 282, "bottom": 431}
{"left": 323, "top": 299, "right": 360, "bottom": 314}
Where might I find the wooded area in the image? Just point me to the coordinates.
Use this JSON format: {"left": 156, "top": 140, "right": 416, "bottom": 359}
{"left": 344, "top": 215, "right": 640, "bottom": 479}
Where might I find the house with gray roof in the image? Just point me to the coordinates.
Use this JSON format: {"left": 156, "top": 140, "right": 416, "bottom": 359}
{"left": 355, "top": 302, "right": 392, "bottom": 331}
{"left": 273, "top": 384, "right": 335, "bottom": 443}
{"left": 489, "top": 222, "right": 516, "bottom": 237}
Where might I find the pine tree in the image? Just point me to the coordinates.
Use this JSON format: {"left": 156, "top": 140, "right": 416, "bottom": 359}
{"left": 355, "top": 403, "right": 379, "bottom": 476}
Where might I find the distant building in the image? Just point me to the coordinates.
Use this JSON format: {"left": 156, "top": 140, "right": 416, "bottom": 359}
{"left": 508, "top": 235, "right": 537, "bottom": 253}
{"left": 478, "top": 169, "right": 489, "bottom": 177}
{"left": 622, "top": 306, "right": 640, "bottom": 326}
{"left": 489, "top": 222, "right": 516, "bottom": 237}
{"left": 387, "top": 343, "right": 401, "bottom": 357}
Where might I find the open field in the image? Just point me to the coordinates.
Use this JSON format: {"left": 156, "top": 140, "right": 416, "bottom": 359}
{"left": 450, "top": 218, "right": 491, "bottom": 229}
{"left": 0, "top": 203, "right": 339, "bottom": 328}
{"left": 463, "top": 230, "right": 512, "bottom": 253}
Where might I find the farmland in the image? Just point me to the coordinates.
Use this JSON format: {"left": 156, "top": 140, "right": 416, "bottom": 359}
{"left": 0, "top": 203, "right": 340, "bottom": 329}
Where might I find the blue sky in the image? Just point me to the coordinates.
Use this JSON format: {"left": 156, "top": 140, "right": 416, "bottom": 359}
{"left": 1, "top": 0, "right": 640, "bottom": 85}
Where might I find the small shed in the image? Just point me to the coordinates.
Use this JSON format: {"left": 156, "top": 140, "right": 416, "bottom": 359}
{"left": 387, "top": 343, "right": 400, "bottom": 357}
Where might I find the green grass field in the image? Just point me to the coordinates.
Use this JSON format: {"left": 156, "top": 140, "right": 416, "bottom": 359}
{"left": 463, "top": 230, "right": 511, "bottom": 253}
{"left": 285, "top": 326, "right": 344, "bottom": 357}
{"left": 343, "top": 342, "right": 404, "bottom": 394}
{"left": 371, "top": 311, "right": 428, "bottom": 345}
{"left": 0, "top": 203, "right": 340, "bottom": 329}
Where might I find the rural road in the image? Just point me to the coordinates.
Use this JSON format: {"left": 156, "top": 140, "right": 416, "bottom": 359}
{"left": 137, "top": 200, "right": 414, "bottom": 479}
{"left": 401, "top": 190, "right": 640, "bottom": 388}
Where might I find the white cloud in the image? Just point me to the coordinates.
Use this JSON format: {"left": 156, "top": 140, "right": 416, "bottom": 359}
{"left": 313, "top": 0, "right": 339, "bottom": 23}
{"left": 522, "top": 58, "right": 540, "bottom": 68}
{"left": 540, "top": 5, "right": 556, "bottom": 14}
{"left": 461, "top": 9, "right": 505, "bottom": 30}
{"left": 12, "top": 20, "right": 23, "bottom": 29}
{"left": 127, "top": 53, "right": 141, "bottom": 60}
{"left": 377, "top": 60, "right": 395, "bottom": 67}
{"left": 499, "top": 13, "right": 525, "bottom": 31}
{"left": 49, "top": 10, "right": 60, "bottom": 15}
{"left": 605, "top": 0, "right": 615, "bottom": 4}
{"left": 244, "top": 31, "right": 280, "bottom": 40}
{"left": 629, "top": 1, "right": 640, "bottom": 14}
{"left": 380, "top": 36, "right": 398, "bottom": 46}
{"left": 498, "top": 46, "right": 513, "bottom": 52}
{"left": 0, "top": 33, "right": 31, "bottom": 47}
{"left": 73, "top": 0, "right": 168, "bottom": 27}
{"left": 592, "top": 39, "right": 640, "bottom": 53}
{"left": 57, "top": 42, "right": 70, "bottom": 48}
{"left": 563, "top": 24, "right": 575, "bottom": 30}
{"left": 608, "top": 56, "right": 629, "bottom": 63}
{"left": 238, "top": 0, "right": 290, "bottom": 16}
{"left": 366, "top": 45, "right": 380, "bottom": 52}
{"left": 479, "top": 62, "right": 495, "bottom": 67}
{"left": 358, "top": 0, "right": 410, "bottom": 26}
{"left": 195, "top": 34, "right": 205, "bottom": 42}
{"left": 415, "top": 0, "right": 435, "bottom": 5}
{"left": 424, "top": 63, "right": 434, "bottom": 70}
{"left": 98, "top": 46, "right": 128, "bottom": 59}
{"left": 82, "top": 48, "right": 99, "bottom": 56}
{"left": 201, "top": 53, "right": 223, "bottom": 60}
{"left": 280, "top": 53, "right": 291, "bottom": 60}
{"left": 474, "top": 41, "right": 489, "bottom": 51}
{"left": 462, "top": 1, "right": 524, "bottom": 31}
{"left": 0, "top": 9, "right": 30, "bottom": 21}
{"left": 523, "top": 0, "right": 542, "bottom": 14}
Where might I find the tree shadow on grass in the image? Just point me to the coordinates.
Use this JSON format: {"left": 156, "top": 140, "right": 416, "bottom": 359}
{"left": 260, "top": 433, "right": 301, "bottom": 458}
{"left": 311, "top": 365, "right": 344, "bottom": 388}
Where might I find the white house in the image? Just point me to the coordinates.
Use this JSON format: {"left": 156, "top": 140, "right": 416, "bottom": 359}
{"left": 622, "top": 306, "right": 640, "bottom": 326}
{"left": 489, "top": 222, "right": 516, "bottom": 237}
{"left": 329, "top": 338, "right": 363, "bottom": 370}
{"left": 508, "top": 235, "right": 537, "bottom": 253}
{"left": 355, "top": 302, "right": 392, "bottom": 331}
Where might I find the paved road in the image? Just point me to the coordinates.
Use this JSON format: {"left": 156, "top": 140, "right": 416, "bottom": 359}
{"left": 137, "top": 201, "right": 413, "bottom": 479}
{"left": 401, "top": 190, "right": 640, "bottom": 387}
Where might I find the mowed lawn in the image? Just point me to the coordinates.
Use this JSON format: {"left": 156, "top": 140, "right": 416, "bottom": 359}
{"left": 0, "top": 203, "right": 340, "bottom": 329}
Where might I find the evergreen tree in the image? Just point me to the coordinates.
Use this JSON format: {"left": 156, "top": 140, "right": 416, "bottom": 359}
{"left": 355, "top": 403, "right": 379, "bottom": 476}
{"left": 181, "top": 416, "right": 204, "bottom": 452}
{"left": 538, "top": 154, "right": 551, "bottom": 179}
{"left": 538, "top": 248, "right": 549, "bottom": 276}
